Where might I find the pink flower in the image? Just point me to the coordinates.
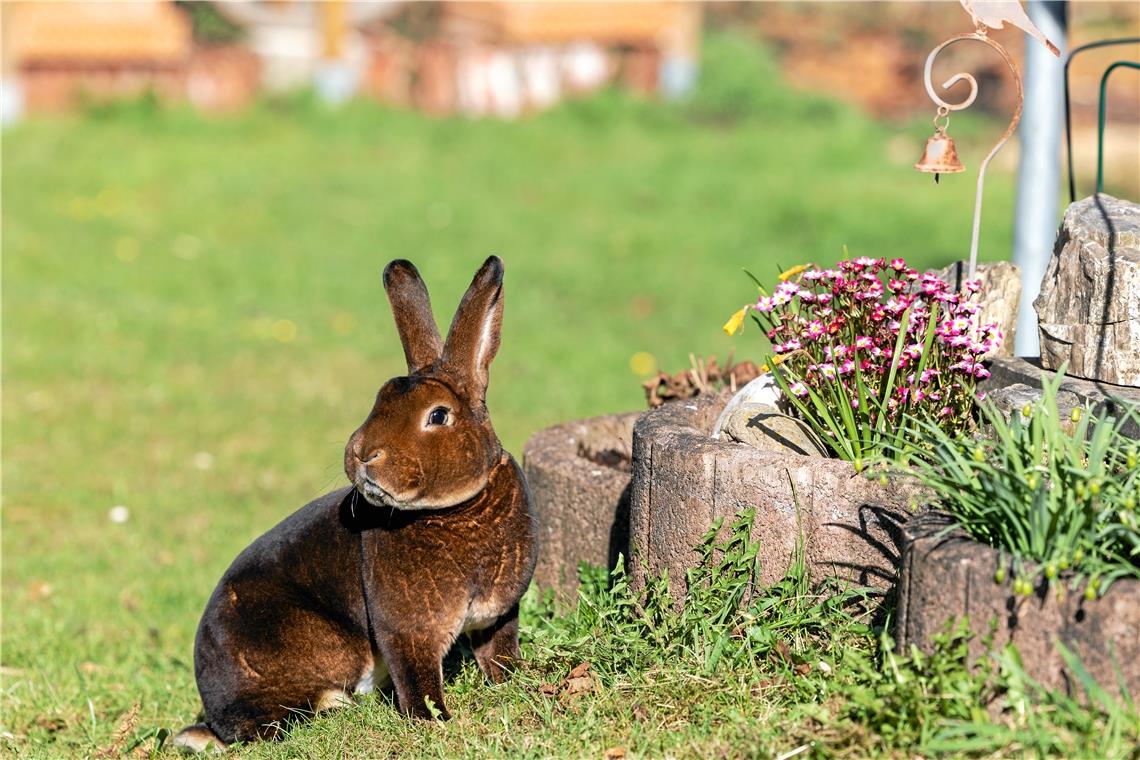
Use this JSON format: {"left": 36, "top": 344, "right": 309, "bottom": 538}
{"left": 734, "top": 253, "right": 991, "bottom": 440}
{"left": 775, "top": 281, "right": 800, "bottom": 298}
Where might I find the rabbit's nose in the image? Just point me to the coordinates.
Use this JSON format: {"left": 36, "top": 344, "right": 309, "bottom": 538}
{"left": 360, "top": 449, "right": 384, "bottom": 465}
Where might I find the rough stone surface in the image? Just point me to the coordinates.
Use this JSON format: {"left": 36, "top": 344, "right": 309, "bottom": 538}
{"left": 1034, "top": 194, "right": 1140, "bottom": 387}
{"left": 982, "top": 382, "right": 1081, "bottom": 424}
{"left": 981, "top": 357, "right": 1140, "bottom": 440}
{"left": 629, "top": 392, "right": 920, "bottom": 598}
{"left": 523, "top": 411, "right": 642, "bottom": 599}
{"left": 897, "top": 511, "right": 1140, "bottom": 696}
{"left": 932, "top": 260, "right": 1022, "bottom": 358}
{"left": 719, "top": 403, "right": 828, "bottom": 457}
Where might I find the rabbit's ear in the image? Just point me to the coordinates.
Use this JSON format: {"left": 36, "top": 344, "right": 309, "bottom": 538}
{"left": 442, "top": 256, "right": 504, "bottom": 403}
{"left": 383, "top": 259, "right": 443, "bottom": 374}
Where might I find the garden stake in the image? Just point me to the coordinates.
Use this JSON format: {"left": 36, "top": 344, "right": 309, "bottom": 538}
{"left": 916, "top": 29, "right": 1024, "bottom": 279}
{"left": 1062, "top": 37, "right": 1140, "bottom": 203}
{"left": 1095, "top": 60, "right": 1140, "bottom": 196}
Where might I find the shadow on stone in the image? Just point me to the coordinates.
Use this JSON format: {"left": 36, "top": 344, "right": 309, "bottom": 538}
{"left": 825, "top": 504, "right": 910, "bottom": 588}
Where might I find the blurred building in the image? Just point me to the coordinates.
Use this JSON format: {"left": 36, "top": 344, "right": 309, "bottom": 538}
{"left": 0, "top": 0, "right": 701, "bottom": 121}
{"left": 4, "top": 1, "right": 190, "bottom": 115}
{"left": 2, "top": 0, "right": 260, "bottom": 117}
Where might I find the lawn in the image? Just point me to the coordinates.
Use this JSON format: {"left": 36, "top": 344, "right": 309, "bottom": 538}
{"left": 4, "top": 34, "right": 1107, "bottom": 758}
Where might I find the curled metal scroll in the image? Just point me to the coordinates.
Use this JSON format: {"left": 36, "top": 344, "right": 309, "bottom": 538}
{"left": 922, "top": 32, "right": 1024, "bottom": 278}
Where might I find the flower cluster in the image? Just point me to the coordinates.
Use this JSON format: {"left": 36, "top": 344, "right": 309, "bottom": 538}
{"left": 725, "top": 256, "right": 1003, "bottom": 461}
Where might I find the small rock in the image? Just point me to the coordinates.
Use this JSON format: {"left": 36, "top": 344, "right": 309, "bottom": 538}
{"left": 719, "top": 403, "right": 828, "bottom": 457}
{"left": 711, "top": 374, "right": 784, "bottom": 439}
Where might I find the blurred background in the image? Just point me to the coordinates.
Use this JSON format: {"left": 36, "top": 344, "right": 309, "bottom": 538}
{"left": 1, "top": 3, "right": 1138, "bottom": 751}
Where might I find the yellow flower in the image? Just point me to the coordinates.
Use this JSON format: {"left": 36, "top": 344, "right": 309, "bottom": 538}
{"left": 778, "top": 264, "right": 809, "bottom": 281}
{"left": 757, "top": 354, "right": 788, "bottom": 373}
{"left": 722, "top": 306, "right": 748, "bottom": 336}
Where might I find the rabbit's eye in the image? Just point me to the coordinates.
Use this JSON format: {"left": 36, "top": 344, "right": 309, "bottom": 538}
{"left": 427, "top": 407, "right": 449, "bottom": 427}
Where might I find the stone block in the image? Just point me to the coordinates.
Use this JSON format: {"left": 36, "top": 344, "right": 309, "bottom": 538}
{"left": 629, "top": 392, "right": 916, "bottom": 599}
{"left": 897, "top": 511, "right": 1140, "bottom": 696}
{"left": 981, "top": 357, "right": 1140, "bottom": 440}
{"left": 1035, "top": 194, "right": 1140, "bottom": 387}
{"left": 933, "top": 260, "right": 1022, "bottom": 358}
{"left": 523, "top": 411, "right": 642, "bottom": 599}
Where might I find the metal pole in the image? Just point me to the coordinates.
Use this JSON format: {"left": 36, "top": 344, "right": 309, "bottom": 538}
{"left": 1011, "top": 1, "right": 1067, "bottom": 358}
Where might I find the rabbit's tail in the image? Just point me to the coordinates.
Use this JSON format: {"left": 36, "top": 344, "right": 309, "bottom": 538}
{"left": 172, "top": 722, "right": 227, "bottom": 754}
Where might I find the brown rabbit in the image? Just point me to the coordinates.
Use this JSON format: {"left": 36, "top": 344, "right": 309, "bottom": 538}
{"left": 174, "top": 257, "right": 538, "bottom": 752}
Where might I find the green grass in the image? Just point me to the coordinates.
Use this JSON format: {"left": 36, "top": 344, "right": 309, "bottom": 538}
{"left": 893, "top": 368, "right": 1140, "bottom": 596}
{"left": 1, "top": 33, "right": 1081, "bottom": 757}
